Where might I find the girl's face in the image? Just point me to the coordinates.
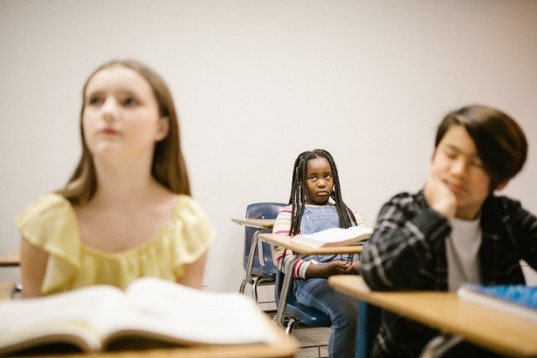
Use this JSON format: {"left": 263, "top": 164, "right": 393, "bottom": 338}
{"left": 82, "top": 65, "right": 168, "bottom": 160}
{"left": 431, "top": 125, "right": 492, "bottom": 219}
{"left": 304, "top": 157, "right": 334, "bottom": 205}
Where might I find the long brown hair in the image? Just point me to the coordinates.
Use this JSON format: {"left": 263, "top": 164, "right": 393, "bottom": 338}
{"left": 58, "top": 59, "right": 191, "bottom": 205}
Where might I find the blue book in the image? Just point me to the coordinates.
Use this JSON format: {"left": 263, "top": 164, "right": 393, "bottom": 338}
{"left": 457, "top": 284, "right": 537, "bottom": 323}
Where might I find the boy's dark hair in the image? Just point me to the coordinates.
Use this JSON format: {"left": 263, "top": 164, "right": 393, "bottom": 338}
{"left": 435, "top": 104, "right": 528, "bottom": 192}
{"left": 288, "top": 149, "right": 357, "bottom": 236}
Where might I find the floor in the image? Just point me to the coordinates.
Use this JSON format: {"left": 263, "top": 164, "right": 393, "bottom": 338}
{"left": 262, "top": 308, "right": 330, "bottom": 358}
{"left": 292, "top": 324, "right": 330, "bottom": 358}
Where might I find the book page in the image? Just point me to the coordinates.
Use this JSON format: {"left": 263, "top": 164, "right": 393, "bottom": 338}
{"left": 292, "top": 226, "right": 372, "bottom": 248}
{"left": 0, "top": 285, "right": 124, "bottom": 354}
{"left": 100, "top": 278, "right": 280, "bottom": 347}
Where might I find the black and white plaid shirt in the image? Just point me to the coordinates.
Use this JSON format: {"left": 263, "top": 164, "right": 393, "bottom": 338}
{"left": 360, "top": 190, "right": 537, "bottom": 357}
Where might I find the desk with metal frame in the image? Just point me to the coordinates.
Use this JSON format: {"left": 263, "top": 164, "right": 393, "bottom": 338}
{"left": 328, "top": 275, "right": 537, "bottom": 358}
{"left": 231, "top": 218, "right": 276, "bottom": 300}
{"left": 257, "top": 233, "right": 362, "bottom": 328}
{"left": 0, "top": 251, "right": 20, "bottom": 267}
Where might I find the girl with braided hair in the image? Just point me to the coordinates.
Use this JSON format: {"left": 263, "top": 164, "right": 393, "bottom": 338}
{"left": 272, "top": 149, "right": 367, "bottom": 358}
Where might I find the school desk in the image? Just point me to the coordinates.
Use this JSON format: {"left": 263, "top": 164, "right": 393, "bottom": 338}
{"left": 0, "top": 281, "right": 15, "bottom": 301}
{"left": 0, "top": 251, "right": 20, "bottom": 267}
{"left": 0, "top": 282, "right": 297, "bottom": 358}
{"left": 2, "top": 315, "right": 297, "bottom": 358}
{"left": 257, "top": 233, "right": 362, "bottom": 327}
{"left": 328, "top": 275, "right": 537, "bottom": 358}
{"left": 232, "top": 217, "right": 277, "bottom": 298}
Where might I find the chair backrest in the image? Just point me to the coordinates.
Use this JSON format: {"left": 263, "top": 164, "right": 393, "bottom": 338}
{"left": 243, "top": 202, "right": 286, "bottom": 274}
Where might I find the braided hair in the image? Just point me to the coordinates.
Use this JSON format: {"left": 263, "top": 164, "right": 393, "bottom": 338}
{"left": 288, "top": 149, "right": 357, "bottom": 236}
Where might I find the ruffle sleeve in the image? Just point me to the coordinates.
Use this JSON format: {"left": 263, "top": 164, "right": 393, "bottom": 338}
{"left": 168, "top": 195, "right": 216, "bottom": 279}
{"left": 15, "top": 193, "right": 80, "bottom": 294}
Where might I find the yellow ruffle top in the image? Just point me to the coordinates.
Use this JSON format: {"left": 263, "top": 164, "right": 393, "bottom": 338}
{"left": 15, "top": 193, "right": 215, "bottom": 295}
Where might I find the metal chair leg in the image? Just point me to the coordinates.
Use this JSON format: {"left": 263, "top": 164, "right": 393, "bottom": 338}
{"left": 239, "top": 278, "right": 248, "bottom": 294}
{"left": 285, "top": 317, "right": 297, "bottom": 334}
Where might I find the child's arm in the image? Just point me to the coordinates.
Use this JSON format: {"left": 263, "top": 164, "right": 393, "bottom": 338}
{"left": 177, "top": 251, "right": 208, "bottom": 289}
{"left": 273, "top": 206, "right": 359, "bottom": 279}
{"left": 272, "top": 207, "right": 311, "bottom": 279}
{"left": 20, "top": 238, "right": 49, "bottom": 298}
{"left": 360, "top": 192, "right": 451, "bottom": 291}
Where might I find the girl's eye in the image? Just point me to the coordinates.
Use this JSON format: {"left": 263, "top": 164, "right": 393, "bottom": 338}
{"left": 88, "top": 97, "right": 103, "bottom": 106}
{"left": 308, "top": 176, "right": 318, "bottom": 182}
{"left": 443, "top": 150, "right": 457, "bottom": 159}
{"left": 123, "top": 97, "right": 138, "bottom": 107}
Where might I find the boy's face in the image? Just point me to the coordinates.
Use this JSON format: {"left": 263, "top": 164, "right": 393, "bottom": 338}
{"left": 304, "top": 157, "right": 334, "bottom": 205}
{"left": 432, "top": 125, "right": 491, "bottom": 220}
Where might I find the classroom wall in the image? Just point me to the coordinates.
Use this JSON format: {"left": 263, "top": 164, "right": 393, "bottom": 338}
{"left": 1, "top": 0, "right": 536, "bottom": 291}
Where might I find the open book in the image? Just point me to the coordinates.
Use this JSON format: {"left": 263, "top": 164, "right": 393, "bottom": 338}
{"left": 291, "top": 226, "right": 373, "bottom": 248}
{"left": 0, "top": 277, "right": 280, "bottom": 355}
{"left": 457, "top": 283, "right": 537, "bottom": 323}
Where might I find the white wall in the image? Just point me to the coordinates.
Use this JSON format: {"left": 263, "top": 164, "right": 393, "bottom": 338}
{"left": 1, "top": 0, "right": 536, "bottom": 291}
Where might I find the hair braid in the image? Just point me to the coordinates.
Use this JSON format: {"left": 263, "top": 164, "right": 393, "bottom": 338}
{"left": 315, "top": 149, "right": 357, "bottom": 228}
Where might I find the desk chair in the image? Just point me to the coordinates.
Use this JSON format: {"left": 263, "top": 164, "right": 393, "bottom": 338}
{"left": 275, "top": 270, "right": 331, "bottom": 335}
{"left": 239, "top": 202, "right": 285, "bottom": 304}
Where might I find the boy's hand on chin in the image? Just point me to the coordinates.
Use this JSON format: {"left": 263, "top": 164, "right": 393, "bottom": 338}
{"left": 424, "top": 168, "right": 457, "bottom": 219}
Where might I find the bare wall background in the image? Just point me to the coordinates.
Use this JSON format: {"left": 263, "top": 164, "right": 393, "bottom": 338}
{"left": 1, "top": 0, "right": 536, "bottom": 291}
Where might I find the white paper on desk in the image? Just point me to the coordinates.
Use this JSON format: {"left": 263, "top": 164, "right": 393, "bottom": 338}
{"left": 291, "top": 226, "right": 372, "bottom": 248}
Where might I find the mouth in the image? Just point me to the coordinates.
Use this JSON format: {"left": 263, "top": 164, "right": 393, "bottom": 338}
{"left": 447, "top": 183, "right": 466, "bottom": 194}
{"left": 100, "top": 128, "right": 119, "bottom": 135}
{"left": 316, "top": 191, "right": 329, "bottom": 197}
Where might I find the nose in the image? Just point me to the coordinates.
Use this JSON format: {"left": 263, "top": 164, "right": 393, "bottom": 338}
{"left": 101, "top": 98, "right": 118, "bottom": 122}
{"left": 317, "top": 179, "right": 326, "bottom": 188}
{"left": 450, "top": 158, "right": 468, "bottom": 177}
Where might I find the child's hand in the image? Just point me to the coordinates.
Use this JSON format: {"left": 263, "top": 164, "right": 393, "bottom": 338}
{"left": 343, "top": 261, "right": 360, "bottom": 275}
{"left": 424, "top": 167, "right": 457, "bottom": 218}
{"left": 307, "top": 261, "right": 350, "bottom": 279}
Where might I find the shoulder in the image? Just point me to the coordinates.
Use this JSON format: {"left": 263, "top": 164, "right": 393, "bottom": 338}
{"left": 170, "top": 194, "right": 215, "bottom": 222}
{"left": 16, "top": 193, "right": 73, "bottom": 226}
{"left": 276, "top": 204, "right": 293, "bottom": 217}
{"left": 484, "top": 195, "right": 532, "bottom": 221}
{"left": 382, "top": 191, "right": 424, "bottom": 210}
{"left": 375, "top": 190, "right": 429, "bottom": 221}
{"left": 170, "top": 194, "right": 215, "bottom": 234}
{"left": 15, "top": 193, "right": 79, "bottom": 252}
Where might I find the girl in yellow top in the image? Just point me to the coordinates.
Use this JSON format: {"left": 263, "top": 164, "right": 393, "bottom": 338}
{"left": 16, "top": 60, "right": 215, "bottom": 297}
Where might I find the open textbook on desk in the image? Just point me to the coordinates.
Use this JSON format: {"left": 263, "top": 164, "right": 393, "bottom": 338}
{"left": 0, "top": 277, "right": 280, "bottom": 355}
{"left": 291, "top": 226, "right": 373, "bottom": 248}
{"left": 457, "top": 284, "right": 537, "bottom": 323}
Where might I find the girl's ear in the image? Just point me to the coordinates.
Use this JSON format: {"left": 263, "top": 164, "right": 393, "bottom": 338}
{"left": 155, "top": 117, "right": 169, "bottom": 141}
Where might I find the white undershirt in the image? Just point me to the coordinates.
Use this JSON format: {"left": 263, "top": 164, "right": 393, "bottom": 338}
{"left": 446, "top": 217, "right": 482, "bottom": 291}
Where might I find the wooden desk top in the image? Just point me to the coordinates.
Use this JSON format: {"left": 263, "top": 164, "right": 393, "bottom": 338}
{"left": 231, "top": 218, "right": 276, "bottom": 229}
{"left": 0, "top": 251, "right": 20, "bottom": 267}
{"left": 329, "top": 275, "right": 537, "bottom": 358}
{"left": 43, "top": 330, "right": 297, "bottom": 358}
{"left": 0, "top": 281, "right": 14, "bottom": 301}
{"left": 258, "top": 233, "right": 362, "bottom": 256}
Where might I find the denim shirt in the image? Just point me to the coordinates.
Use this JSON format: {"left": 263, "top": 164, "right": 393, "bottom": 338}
{"left": 300, "top": 205, "right": 355, "bottom": 264}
